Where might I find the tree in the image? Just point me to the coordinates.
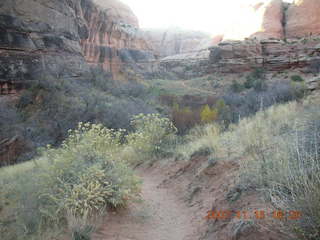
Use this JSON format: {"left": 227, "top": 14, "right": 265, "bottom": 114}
{"left": 230, "top": 80, "right": 244, "bottom": 93}
{"left": 200, "top": 105, "right": 218, "bottom": 124}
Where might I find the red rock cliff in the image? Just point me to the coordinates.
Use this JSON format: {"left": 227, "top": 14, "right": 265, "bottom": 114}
{"left": 141, "top": 28, "right": 212, "bottom": 58}
{"left": 215, "top": 0, "right": 320, "bottom": 42}
{"left": 206, "top": 0, "right": 320, "bottom": 74}
{"left": 0, "top": 0, "right": 154, "bottom": 88}
{"left": 80, "top": 0, "right": 154, "bottom": 77}
{"left": 286, "top": 0, "right": 320, "bottom": 38}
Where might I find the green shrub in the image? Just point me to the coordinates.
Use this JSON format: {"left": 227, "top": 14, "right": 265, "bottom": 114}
{"left": 40, "top": 123, "right": 141, "bottom": 215}
{"left": 291, "top": 75, "right": 304, "bottom": 82}
{"left": 253, "top": 78, "right": 267, "bottom": 91}
{"left": 207, "top": 75, "right": 214, "bottom": 81}
{"left": 3, "top": 71, "right": 157, "bottom": 166}
{"left": 126, "top": 113, "right": 177, "bottom": 164}
{"left": 171, "top": 104, "right": 201, "bottom": 134}
{"left": 230, "top": 80, "right": 244, "bottom": 93}
{"left": 0, "top": 122, "right": 142, "bottom": 239}
{"left": 244, "top": 77, "right": 267, "bottom": 91}
{"left": 250, "top": 68, "right": 265, "bottom": 80}
{"left": 244, "top": 68, "right": 267, "bottom": 91}
{"left": 176, "top": 124, "right": 220, "bottom": 160}
{"left": 236, "top": 102, "right": 320, "bottom": 238}
{"left": 176, "top": 97, "right": 320, "bottom": 238}
{"left": 1, "top": 114, "right": 179, "bottom": 239}
{"left": 67, "top": 210, "right": 101, "bottom": 240}
{"left": 290, "top": 81, "right": 307, "bottom": 99}
{"left": 244, "top": 76, "right": 255, "bottom": 89}
{"left": 190, "top": 146, "right": 212, "bottom": 159}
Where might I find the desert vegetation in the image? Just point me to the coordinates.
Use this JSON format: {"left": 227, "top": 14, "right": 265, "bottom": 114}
{"left": 0, "top": 114, "right": 176, "bottom": 240}
{"left": 0, "top": 63, "right": 317, "bottom": 240}
{"left": 0, "top": 68, "right": 157, "bottom": 165}
{"left": 176, "top": 95, "right": 320, "bottom": 239}
{"left": 2, "top": 0, "right": 320, "bottom": 238}
{"left": 161, "top": 76, "right": 307, "bottom": 133}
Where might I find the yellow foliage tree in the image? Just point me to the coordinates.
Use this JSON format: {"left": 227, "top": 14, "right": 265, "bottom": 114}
{"left": 200, "top": 105, "right": 218, "bottom": 123}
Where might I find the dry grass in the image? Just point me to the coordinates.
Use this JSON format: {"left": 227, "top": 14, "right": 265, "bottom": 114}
{"left": 177, "top": 96, "right": 320, "bottom": 239}
{"left": 0, "top": 114, "right": 175, "bottom": 240}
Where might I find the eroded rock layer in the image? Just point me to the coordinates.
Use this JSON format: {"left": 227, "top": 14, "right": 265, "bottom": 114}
{"left": 0, "top": 0, "right": 95, "bottom": 84}
{"left": 142, "top": 28, "right": 212, "bottom": 58}
{"left": 80, "top": 0, "right": 154, "bottom": 76}
{"left": 216, "top": 0, "right": 320, "bottom": 42}
{"left": 0, "top": 0, "right": 154, "bottom": 88}
{"left": 286, "top": 0, "right": 320, "bottom": 38}
{"left": 209, "top": 38, "right": 320, "bottom": 73}
{"left": 171, "top": 0, "right": 320, "bottom": 75}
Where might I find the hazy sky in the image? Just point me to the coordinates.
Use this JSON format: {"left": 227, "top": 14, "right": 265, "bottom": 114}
{"left": 121, "top": 0, "right": 294, "bottom": 35}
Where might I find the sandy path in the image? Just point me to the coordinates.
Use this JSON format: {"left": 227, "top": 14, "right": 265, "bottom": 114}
{"left": 92, "top": 169, "right": 193, "bottom": 240}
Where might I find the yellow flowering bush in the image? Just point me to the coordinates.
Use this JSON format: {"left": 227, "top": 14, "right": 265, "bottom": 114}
{"left": 126, "top": 114, "right": 177, "bottom": 164}
{"left": 40, "top": 123, "right": 141, "bottom": 217}
{"left": 1, "top": 115, "right": 177, "bottom": 239}
{"left": 1, "top": 123, "right": 141, "bottom": 239}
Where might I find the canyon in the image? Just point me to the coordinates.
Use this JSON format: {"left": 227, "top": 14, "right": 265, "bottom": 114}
{"left": 0, "top": 0, "right": 154, "bottom": 92}
{"left": 1, "top": 0, "right": 320, "bottom": 88}
{"left": 206, "top": 0, "right": 320, "bottom": 74}
{"left": 1, "top": 0, "right": 320, "bottom": 166}
{"left": 1, "top": 1, "right": 320, "bottom": 240}
{"left": 160, "top": 0, "right": 320, "bottom": 78}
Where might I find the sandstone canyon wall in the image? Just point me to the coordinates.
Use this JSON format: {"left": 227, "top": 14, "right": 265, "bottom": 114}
{"left": 80, "top": 0, "right": 154, "bottom": 77}
{"left": 286, "top": 0, "right": 320, "bottom": 38}
{"left": 1, "top": 0, "right": 320, "bottom": 85}
{"left": 156, "top": 0, "right": 320, "bottom": 78}
{"left": 142, "top": 28, "right": 212, "bottom": 58}
{"left": 209, "top": 38, "right": 320, "bottom": 73}
{"left": 207, "top": 0, "right": 320, "bottom": 74}
{"left": 0, "top": 0, "right": 91, "bottom": 90}
{"left": 216, "top": 0, "right": 320, "bottom": 42}
{"left": 0, "top": 0, "right": 154, "bottom": 92}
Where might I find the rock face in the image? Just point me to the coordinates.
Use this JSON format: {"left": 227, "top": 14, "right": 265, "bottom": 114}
{"left": 2, "top": 0, "right": 320, "bottom": 83}
{"left": 181, "top": 0, "right": 320, "bottom": 75}
{"left": 286, "top": 0, "right": 320, "bottom": 38}
{"left": 157, "top": 49, "right": 210, "bottom": 79}
{"left": 92, "top": 0, "right": 139, "bottom": 27}
{"left": 209, "top": 0, "right": 320, "bottom": 42}
{"left": 209, "top": 38, "right": 320, "bottom": 73}
{"left": 142, "top": 28, "right": 212, "bottom": 58}
{"left": 0, "top": 0, "right": 92, "bottom": 88}
{"left": 0, "top": 0, "right": 154, "bottom": 90}
{"left": 251, "top": 0, "right": 284, "bottom": 40}
{"left": 80, "top": 0, "right": 154, "bottom": 77}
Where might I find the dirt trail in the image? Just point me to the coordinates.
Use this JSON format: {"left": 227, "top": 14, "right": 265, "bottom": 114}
{"left": 92, "top": 168, "right": 194, "bottom": 240}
